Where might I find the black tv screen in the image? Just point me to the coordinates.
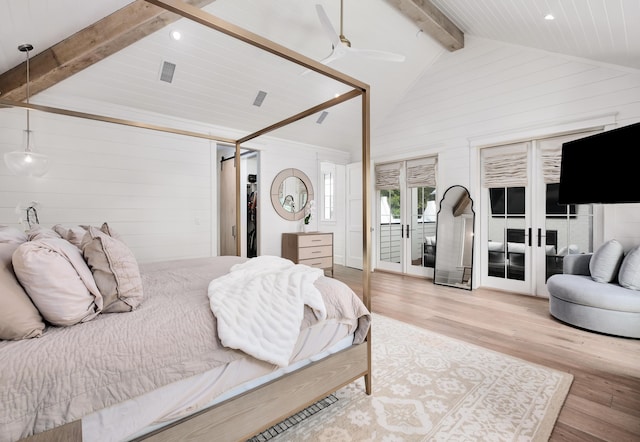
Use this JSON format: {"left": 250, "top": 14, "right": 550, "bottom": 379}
{"left": 558, "top": 122, "right": 640, "bottom": 204}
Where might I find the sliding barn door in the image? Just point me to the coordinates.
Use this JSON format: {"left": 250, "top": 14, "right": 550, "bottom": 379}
{"left": 220, "top": 156, "right": 237, "bottom": 256}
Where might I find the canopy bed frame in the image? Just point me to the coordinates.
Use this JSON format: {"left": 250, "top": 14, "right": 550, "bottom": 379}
{"left": 1, "top": 0, "right": 372, "bottom": 440}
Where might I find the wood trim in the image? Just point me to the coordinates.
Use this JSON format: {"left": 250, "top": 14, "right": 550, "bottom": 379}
{"left": 386, "top": 0, "right": 464, "bottom": 51}
{"left": 136, "top": 344, "right": 368, "bottom": 441}
{"left": 0, "top": 0, "right": 216, "bottom": 101}
{"left": 238, "top": 89, "right": 362, "bottom": 145}
{"left": 453, "top": 192, "right": 471, "bottom": 217}
{"left": 20, "top": 421, "right": 82, "bottom": 442}
{"left": 0, "top": 98, "right": 236, "bottom": 144}
{"left": 145, "top": 0, "right": 369, "bottom": 91}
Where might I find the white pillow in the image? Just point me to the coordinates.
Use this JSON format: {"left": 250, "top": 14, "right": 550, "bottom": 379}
{"left": 488, "top": 241, "right": 503, "bottom": 252}
{"left": 12, "top": 237, "right": 103, "bottom": 326}
{"left": 589, "top": 239, "right": 624, "bottom": 283}
{"left": 545, "top": 245, "right": 556, "bottom": 255}
{"left": 26, "top": 225, "right": 62, "bottom": 241}
{"left": 52, "top": 224, "right": 88, "bottom": 249}
{"left": 0, "top": 225, "right": 27, "bottom": 244}
{"left": 424, "top": 235, "right": 436, "bottom": 246}
{"left": 81, "top": 226, "right": 143, "bottom": 313}
{"left": 618, "top": 246, "right": 640, "bottom": 290}
{"left": 0, "top": 243, "right": 45, "bottom": 340}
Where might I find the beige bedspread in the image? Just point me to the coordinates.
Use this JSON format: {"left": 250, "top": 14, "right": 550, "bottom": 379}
{"left": 0, "top": 256, "right": 370, "bottom": 441}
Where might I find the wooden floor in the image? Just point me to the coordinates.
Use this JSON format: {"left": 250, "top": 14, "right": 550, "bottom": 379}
{"left": 333, "top": 265, "right": 640, "bottom": 442}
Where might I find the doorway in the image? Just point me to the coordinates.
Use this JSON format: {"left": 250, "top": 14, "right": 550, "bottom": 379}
{"left": 480, "top": 132, "right": 597, "bottom": 296}
{"left": 218, "top": 145, "right": 259, "bottom": 257}
{"left": 375, "top": 157, "right": 438, "bottom": 277}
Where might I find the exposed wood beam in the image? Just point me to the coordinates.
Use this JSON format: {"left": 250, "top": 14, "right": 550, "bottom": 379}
{"left": 0, "top": 0, "right": 216, "bottom": 101}
{"left": 385, "top": 0, "right": 464, "bottom": 51}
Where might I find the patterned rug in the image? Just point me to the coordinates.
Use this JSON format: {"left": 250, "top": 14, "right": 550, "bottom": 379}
{"left": 268, "top": 313, "right": 573, "bottom": 441}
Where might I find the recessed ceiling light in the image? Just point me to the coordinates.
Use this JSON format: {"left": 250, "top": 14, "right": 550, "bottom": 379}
{"left": 544, "top": 14, "right": 555, "bottom": 20}
{"left": 170, "top": 30, "right": 182, "bottom": 41}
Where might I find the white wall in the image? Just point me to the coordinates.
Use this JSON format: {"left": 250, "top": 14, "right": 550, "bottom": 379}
{"left": 0, "top": 106, "right": 216, "bottom": 263}
{"left": 0, "top": 96, "right": 350, "bottom": 263}
{"left": 255, "top": 139, "right": 350, "bottom": 258}
{"left": 373, "top": 35, "right": 640, "bottom": 251}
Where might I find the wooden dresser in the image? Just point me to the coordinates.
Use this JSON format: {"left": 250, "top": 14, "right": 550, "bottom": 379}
{"left": 282, "top": 232, "right": 333, "bottom": 276}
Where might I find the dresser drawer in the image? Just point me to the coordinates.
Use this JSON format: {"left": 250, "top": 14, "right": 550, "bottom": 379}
{"left": 298, "top": 234, "right": 332, "bottom": 247}
{"left": 298, "top": 245, "right": 332, "bottom": 260}
{"left": 299, "top": 256, "right": 332, "bottom": 270}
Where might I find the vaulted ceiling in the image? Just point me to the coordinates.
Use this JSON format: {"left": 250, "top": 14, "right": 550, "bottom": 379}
{"left": 1, "top": 0, "right": 638, "bottom": 156}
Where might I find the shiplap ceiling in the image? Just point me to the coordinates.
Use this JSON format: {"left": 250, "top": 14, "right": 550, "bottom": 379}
{"left": 431, "top": 0, "right": 640, "bottom": 70}
{"left": 1, "top": 0, "right": 639, "bottom": 155}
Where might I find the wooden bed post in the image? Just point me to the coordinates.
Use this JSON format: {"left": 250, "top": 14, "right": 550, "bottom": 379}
{"left": 235, "top": 141, "right": 242, "bottom": 256}
{"left": 361, "top": 86, "right": 372, "bottom": 395}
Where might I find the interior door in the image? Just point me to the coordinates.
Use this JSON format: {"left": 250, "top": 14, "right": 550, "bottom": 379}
{"left": 219, "top": 154, "right": 237, "bottom": 256}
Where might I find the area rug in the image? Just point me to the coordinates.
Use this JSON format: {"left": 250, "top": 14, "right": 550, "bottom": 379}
{"left": 268, "top": 313, "right": 573, "bottom": 441}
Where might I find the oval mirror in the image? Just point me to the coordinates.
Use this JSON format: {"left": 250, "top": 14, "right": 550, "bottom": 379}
{"left": 271, "top": 168, "right": 314, "bottom": 221}
{"left": 434, "top": 185, "right": 475, "bottom": 290}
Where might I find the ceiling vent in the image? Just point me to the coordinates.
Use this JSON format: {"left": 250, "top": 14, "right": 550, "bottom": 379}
{"left": 316, "top": 111, "right": 329, "bottom": 124}
{"left": 159, "top": 61, "right": 176, "bottom": 83}
{"left": 253, "top": 90, "right": 267, "bottom": 107}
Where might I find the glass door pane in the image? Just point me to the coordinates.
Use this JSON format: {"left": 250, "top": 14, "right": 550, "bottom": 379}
{"left": 409, "top": 186, "right": 437, "bottom": 271}
{"left": 379, "top": 189, "right": 402, "bottom": 266}
{"left": 487, "top": 187, "right": 528, "bottom": 281}
{"left": 541, "top": 183, "right": 593, "bottom": 283}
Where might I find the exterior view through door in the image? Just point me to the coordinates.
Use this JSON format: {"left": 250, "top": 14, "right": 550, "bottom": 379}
{"left": 376, "top": 157, "right": 438, "bottom": 277}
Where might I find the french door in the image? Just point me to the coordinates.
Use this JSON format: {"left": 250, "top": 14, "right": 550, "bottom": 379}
{"left": 376, "top": 158, "right": 437, "bottom": 277}
{"left": 481, "top": 133, "right": 596, "bottom": 296}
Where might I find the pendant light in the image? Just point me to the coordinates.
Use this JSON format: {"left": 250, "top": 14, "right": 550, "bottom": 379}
{"left": 3, "top": 44, "right": 49, "bottom": 177}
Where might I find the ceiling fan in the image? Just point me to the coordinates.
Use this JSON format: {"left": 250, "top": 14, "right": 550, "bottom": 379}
{"left": 314, "top": 0, "right": 406, "bottom": 66}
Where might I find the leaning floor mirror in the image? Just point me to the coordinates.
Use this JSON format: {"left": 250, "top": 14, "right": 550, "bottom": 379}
{"left": 434, "top": 185, "right": 475, "bottom": 290}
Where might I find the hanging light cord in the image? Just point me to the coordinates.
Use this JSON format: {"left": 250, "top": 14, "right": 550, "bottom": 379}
{"left": 25, "top": 47, "right": 31, "bottom": 151}
{"left": 18, "top": 44, "right": 33, "bottom": 152}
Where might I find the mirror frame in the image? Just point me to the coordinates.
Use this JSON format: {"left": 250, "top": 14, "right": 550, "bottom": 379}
{"left": 433, "top": 185, "right": 475, "bottom": 290}
{"left": 270, "top": 168, "right": 314, "bottom": 221}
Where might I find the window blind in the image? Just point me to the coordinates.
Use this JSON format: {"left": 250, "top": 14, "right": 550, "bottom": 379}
{"left": 481, "top": 143, "right": 529, "bottom": 188}
{"left": 538, "top": 131, "right": 601, "bottom": 184}
{"left": 406, "top": 156, "right": 437, "bottom": 188}
{"left": 375, "top": 162, "right": 401, "bottom": 190}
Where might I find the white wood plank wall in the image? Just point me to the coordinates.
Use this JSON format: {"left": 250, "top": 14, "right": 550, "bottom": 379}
{"left": 374, "top": 35, "right": 640, "bottom": 247}
{"left": 0, "top": 107, "right": 214, "bottom": 263}
{"left": 1, "top": 95, "right": 351, "bottom": 263}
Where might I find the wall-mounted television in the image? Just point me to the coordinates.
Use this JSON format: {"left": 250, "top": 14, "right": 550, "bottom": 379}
{"left": 558, "top": 122, "right": 640, "bottom": 204}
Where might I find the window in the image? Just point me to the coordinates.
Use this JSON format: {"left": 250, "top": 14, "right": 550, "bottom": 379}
{"left": 320, "top": 162, "right": 335, "bottom": 222}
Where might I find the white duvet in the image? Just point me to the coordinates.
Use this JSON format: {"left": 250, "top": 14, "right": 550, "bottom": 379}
{"left": 208, "top": 256, "right": 327, "bottom": 367}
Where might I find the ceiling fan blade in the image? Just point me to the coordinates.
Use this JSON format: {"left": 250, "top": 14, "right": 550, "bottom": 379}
{"left": 299, "top": 45, "right": 346, "bottom": 76}
{"left": 315, "top": 4, "right": 340, "bottom": 48}
{"left": 347, "top": 47, "right": 406, "bottom": 62}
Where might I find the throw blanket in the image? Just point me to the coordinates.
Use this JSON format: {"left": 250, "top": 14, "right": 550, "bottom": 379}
{"left": 208, "top": 256, "right": 326, "bottom": 367}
